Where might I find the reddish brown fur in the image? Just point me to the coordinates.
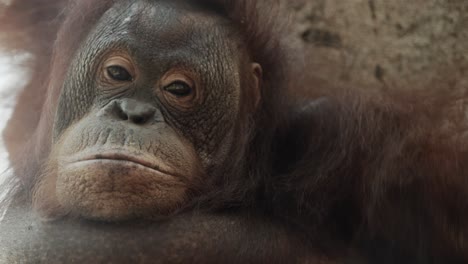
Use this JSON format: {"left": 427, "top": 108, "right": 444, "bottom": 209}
{"left": 1, "top": 0, "right": 468, "bottom": 262}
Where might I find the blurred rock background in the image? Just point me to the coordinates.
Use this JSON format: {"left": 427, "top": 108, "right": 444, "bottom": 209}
{"left": 288, "top": 0, "right": 468, "bottom": 94}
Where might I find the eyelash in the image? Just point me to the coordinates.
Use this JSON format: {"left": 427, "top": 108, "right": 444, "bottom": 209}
{"left": 100, "top": 58, "right": 198, "bottom": 107}
{"left": 106, "top": 65, "right": 133, "bottom": 82}
{"left": 163, "top": 81, "right": 193, "bottom": 97}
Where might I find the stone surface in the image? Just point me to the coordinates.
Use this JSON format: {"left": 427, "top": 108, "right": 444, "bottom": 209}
{"left": 288, "top": 0, "right": 468, "bottom": 93}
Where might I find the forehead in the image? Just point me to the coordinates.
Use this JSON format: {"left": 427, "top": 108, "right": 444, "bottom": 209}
{"left": 90, "top": 0, "right": 237, "bottom": 62}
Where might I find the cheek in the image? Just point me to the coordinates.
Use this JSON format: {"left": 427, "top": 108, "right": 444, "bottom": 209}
{"left": 183, "top": 90, "right": 241, "bottom": 167}
{"left": 34, "top": 117, "right": 204, "bottom": 221}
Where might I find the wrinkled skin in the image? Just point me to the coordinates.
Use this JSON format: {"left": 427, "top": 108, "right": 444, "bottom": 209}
{"left": 3, "top": 0, "right": 468, "bottom": 263}
{"left": 1, "top": 1, "right": 317, "bottom": 262}
{"left": 34, "top": 0, "right": 260, "bottom": 221}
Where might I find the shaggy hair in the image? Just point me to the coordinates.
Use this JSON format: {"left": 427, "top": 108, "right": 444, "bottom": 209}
{"left": 1, "top": 0, "right": 467, "bottom": 262}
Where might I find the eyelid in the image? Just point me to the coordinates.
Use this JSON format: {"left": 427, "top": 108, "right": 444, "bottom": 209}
{"left": 103, "top": 56, "right": 136, "bottom": 78}
{"left": 157, "top": 70, "right": 202, "bottom": 110}
{"left": 161, "top": 73, "right": 195, "bottom": 88}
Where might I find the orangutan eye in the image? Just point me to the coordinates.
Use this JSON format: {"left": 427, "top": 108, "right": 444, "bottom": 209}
{"left": 106, "top": 65, "right": 133, "bottom": 82}
{"left": 163, "top": 81, "right": 193, "bottom": 97}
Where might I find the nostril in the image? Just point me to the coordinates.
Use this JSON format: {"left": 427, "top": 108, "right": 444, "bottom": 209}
{"left": 132, "top": 116, "right": 143, "bottom": 124}
{"left": 115, "top": 104, "right": 129, "bottom": 121}
{"left": 129, "top": 109, "right": 155, "bottom": 125}
{"left": 131, "top": 115, "right": 146, "bottom": 125}
{"left": 107, "top": 99, "right": 157, "bottom": 125}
